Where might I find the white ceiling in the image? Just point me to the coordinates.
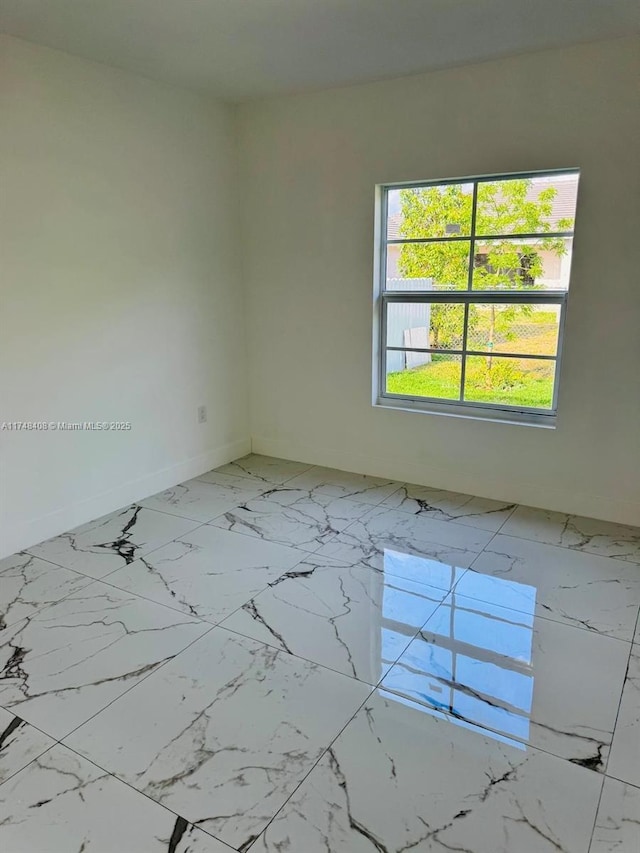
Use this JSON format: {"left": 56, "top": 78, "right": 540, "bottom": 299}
{"left": 1, "top": 0, "right": 637, "bottom": 101}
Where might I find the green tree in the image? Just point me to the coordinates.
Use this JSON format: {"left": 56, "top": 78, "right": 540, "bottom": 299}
{"left": 398, "top": 180, "right": 572, "bottom": 366}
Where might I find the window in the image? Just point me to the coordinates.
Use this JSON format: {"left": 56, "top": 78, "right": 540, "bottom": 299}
{"left": 374, "top": 170, "right": 579, "bottom": 425}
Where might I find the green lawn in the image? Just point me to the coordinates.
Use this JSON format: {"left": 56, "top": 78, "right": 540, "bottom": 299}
{"left": 387, "top": 356, "right": 554, "bottom": 408}
{"left": 387, "top": 311, "right": 558, "bottom": 409}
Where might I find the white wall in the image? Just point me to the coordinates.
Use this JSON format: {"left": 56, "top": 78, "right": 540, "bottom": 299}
{"left": 0, "top": 36, "right": 249, "bottom": 557}
{"left": 237, "top": 37, "right": 640, "bottom": 525}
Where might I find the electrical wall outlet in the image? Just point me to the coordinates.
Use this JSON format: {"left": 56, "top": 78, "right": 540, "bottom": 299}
{"left": 197, "top": 405, "right": 207, "bottom": 424}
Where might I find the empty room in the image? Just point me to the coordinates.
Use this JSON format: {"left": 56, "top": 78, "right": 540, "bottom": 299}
{"left": 0, "top": 2, "right": 639, "bottom": 851}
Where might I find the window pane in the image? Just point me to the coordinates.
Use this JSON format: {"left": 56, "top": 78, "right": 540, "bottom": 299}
{"left": 386, "top": 353, "right": 461, "bottom": 401}
{"left": 386, "top": 240, "right": 470, "bottom": 291}
{"left": 386, "top": 302, "right": 465, "bottom": 351}
{"left": 472, "top": 237, "right": 573, "bottom": 292}
{"left": 387, "top": 183, "right": 473, "bottom": 240}
{"left": 463, "top": 356, "right": 555, "bottom": 409}
{"left": 465, "top": 304, "right": 560, "bottom": 357}
{"left": 475, "top": 173, "right": 578, "bottom": 237}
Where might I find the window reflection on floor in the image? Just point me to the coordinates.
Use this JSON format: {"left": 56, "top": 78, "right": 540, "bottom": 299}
{"left": 381, "top": 551, "right": 537, "bottom": 749}
{"left": 382, "top": 548, "right": 467, "bottom": 591}
{"left": 378, "top": 548, "right": 468, "bottom": 681}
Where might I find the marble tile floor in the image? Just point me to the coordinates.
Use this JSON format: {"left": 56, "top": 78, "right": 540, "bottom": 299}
{"left": 0, "top": 454, "right": 638, "bottom": 852}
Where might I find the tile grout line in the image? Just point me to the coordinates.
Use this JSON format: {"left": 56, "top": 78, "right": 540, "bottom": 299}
{"left": 5, "top": 578, "right": 402, "bottom": 849}
{"left": 455, "top": 530, "right": 640, "bottom": 641}
{"left": 198, "top": 484, "right": 390, "bottom": 555}
{"left": 58, "top": 621, "right": 220, "bottom": 746}
{"left": 374, "top": 485, "right": 521, "bottom": 528}
{"left": 130, "top": 546, "right": 347, "bottom": 636}
{"left": 0, "top": 621, "right": 219, "bottom": 771}
{"left": 137, "top": 474, "right": 281, "bottom": 522}
{"left": 601, "top": 771, "right": 640, "bottom": 790}
{"left": 0, "top": 740, "right": 61, "bottom": 793}
{"left": 136, "top": 500, "right": 264, "bottom": 525}
{"left": 0, "top": 618, "right": 619, "bottom": 852}
{"left": 54, "top": 590, "right": 446, "bottom": 853}
{"left": 29, "top": 461, "right": 634, "bottom": 615}
{"left": 244, "top": 684, "right": 378, "bottom": 851}
{"left": 11, "top": 498, "right": 333, "bottom": 627}
{"left": 219, "top": 549, "right": 469, "bottom": 848}
{"left": 19, "top": 460, "right": 640, "bottom": 572}
{"left": 13, "top": 472, "right": 407, "bottom": 596}
{"left": 587, "top": 768, "right": 608, "bottom": 851}
{"left": 3, "top": 521, "right": 216, "bottom": 628}
{"left": 375, "top": 499, "right": 637, "bottom": 789}
{"left": 22, "top": 515, "right": 212, "bottom": 580}
{"left": 296, "top": 496, "right": 638, "bottom": 640}
{"left": 330, "top": 494, "right": 521, "bottom": 577}
{"left": 0, "top": 703, "right": 63, "bottom": 791}
{"left": 154, "top": 488, "right": 353, "bottom": 559}
{"left": 6, "top": 482, "right": 634, "bottom": 665}
{"left": 1, "top": 576, "right": 611, "bottom": 767}
{"left": 0, "top": 617, "right": 246, "bottom": 851}
{"left": 0, "top": 708, "right": 58, "bottom": 746}
{"left": 3, "top": 503, "right": 392, "bottom": 753}
{"left": 85, "top": 515, "right": 327, "bottom": 619}
{"left": 376, "top": 528, "right": 629, "bottom": 770}
{"left": 208, "top": 457, "right": 316, "bottom": 488}
{"left": 215, "top": 575, "right": 451, "bottom": 693}
{"left": 447, "top": 503, "right": 522, "bottom": 601}
{"left": 414, "top": 502, "right": 518, "bottom": 598}
{"left": 17, "top": 469, "right": 283, "bottom": 572}
{"left": 599, "top": 618, "right": 638, "bottom": 786}
{"left": 203, "top": 513, "right": 340, "bottom": 557}
{"left": 216, "top": 622, "right": 380, "bottom": 688}
{"left": 245, "top": 622, "right": 618, "bottom": 853}
{"left": 16, "top": 522, "right": 438, "bottom": 850}
{"left": 214, "top": 483, "right": 640, "bottom": 567}
{"left": 0, "top": 736, "right": 237, "bottom": 852}
{"left": 3, "top": 459, "right": 639, "bottom": 849}
{"left": 57, "top": 611, "right": 376, "bottom": 853}
{"left": 431, "top": 499, "right": 636, "bottom": 845}
{"left": 375, "top": 671, "right": 618, "bottom": 784}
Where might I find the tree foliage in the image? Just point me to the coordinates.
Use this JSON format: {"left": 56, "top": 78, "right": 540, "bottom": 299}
{"left": 397, "top": 179, "right": 572, "bottom": 353}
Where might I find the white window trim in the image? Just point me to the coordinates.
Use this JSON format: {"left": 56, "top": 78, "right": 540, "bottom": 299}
{"left": 372, "top": 169, "right": 579, "bottom": 428}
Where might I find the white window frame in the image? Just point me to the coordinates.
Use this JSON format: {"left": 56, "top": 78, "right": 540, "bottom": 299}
{"left": 373, "top": 168, "right": 578, "bottom": 427}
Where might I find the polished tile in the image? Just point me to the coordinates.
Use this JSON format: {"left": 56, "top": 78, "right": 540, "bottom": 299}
{"left": 0, "top": 551, "right": 91, "bottom": 630}
{"left": 65, "top": 628, "right": 370, "bottom": 851}
{"left": 382, "top": 592, "right": 630, "bottom": 770}
{"left": 139, "top": 473, "right": 267, "bottom": 522}
{"left": 590, "top": 777, "right": 640, "bottom": 853}
{"left": 3, "top": 456, "right": 636, "bottom": 852}
{"left": 607, "top": 644, "right": 640, "bottom": 787}
{"left": 105, "top": 526, "right": 307, "bottom": 623}
{"left": 210, "top": 487, "right": 369, "bottom": 552}
{"left": 315, "top": 505, "right": 491, "bottom": 584}
{"left": 254, "top": 689, "right": 603, "bottom": 853}
{"left": 26, "top": 505, "right": 201, "bottom": 579}
{"left": 0, "top": 743, "right": 234, "bottom": 852}
{"left": 502, "top": 506, "right": 640, "bottom": 564}
{"left": 0, "top": 582, "right": 207, "bottom": 739}
{"left": 220, "top": 559, "right": 447, "bottom": 682}
{"left": 0, "top": 707, "right": 54, "bottom": 785}
{"left": 284, "top": 466, "right": 402, "bottom": 505}
{"left": 459, "top": 535, "right": 640, "bottom": 641}
{"left": 214, "top": 453, "right": 313, "bottom": 484}
{"left": 383, "top": 483, "right": 516, "bottom": 531}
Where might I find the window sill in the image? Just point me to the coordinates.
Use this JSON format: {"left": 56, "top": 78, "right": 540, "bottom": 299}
{"left": 374, "top": 396, "right": 557, "bottom": 428}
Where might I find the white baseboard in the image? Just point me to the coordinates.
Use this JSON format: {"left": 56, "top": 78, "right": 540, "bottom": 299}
{"left": 0, "top": 436, "right": 251, "bottom": 560}
{"left": 252, "top": 435, "right": 640, "bottom": 527}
